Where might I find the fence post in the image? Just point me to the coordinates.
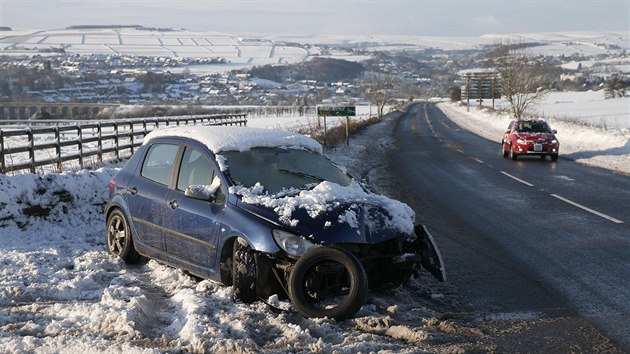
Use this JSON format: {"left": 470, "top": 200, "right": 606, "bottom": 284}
{"left": 77, "top": 124, "right": 84, "bottom": 170}
{"left": 114, "top": 122, "right": 120, "bottom": 160}
{"left": 0, "top": 129, "right": 4, "bottom": 174}
{"left": 97, "top": 123, "right": 103, "bottom": 165}
{"left": 129, "top": 121, "right": 135, "bottom": 155}
{"left": 345, "top": 116, "right": 350, "bottom": 146}
{"left": 54, "top": 126, "right": 62, "bottom": 172}
{"left": 27, "top": 128, "right": 35, "bottom": 174}
{"left": 323, "top": 115, "right": 327, "bottom": 147}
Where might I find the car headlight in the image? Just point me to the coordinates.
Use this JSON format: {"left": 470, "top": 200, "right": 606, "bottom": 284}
{"left": 551, "top": 139, "right": 558, "bottom": 144}
{"left": 516, "top": 139, "right": 526, "bottom": 145}
{"left": 272, "top": 230, "right": 317, "bottom": 257}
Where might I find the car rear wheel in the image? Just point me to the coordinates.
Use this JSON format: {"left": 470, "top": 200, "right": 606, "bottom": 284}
{"left": 106, "top": 209, "right": 141, "bottom": 264}
{"left": 288, "top": 247, "right": 368, "bottom": 321}
{"left": 232, "top": 238, "right": 258, "bottom": 303}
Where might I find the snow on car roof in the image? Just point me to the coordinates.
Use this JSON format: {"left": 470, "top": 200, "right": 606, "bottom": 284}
{"left": 143, "top": 125, "right": 322, "bottom": 154}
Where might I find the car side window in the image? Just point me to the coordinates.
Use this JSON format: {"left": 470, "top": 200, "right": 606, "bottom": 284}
{"left": 508, "top": 121, "right": 514, "bottom": 130}
{"left": 141, "top": 143, "right": 179, "bottom": 185}
{"left": 177, "top": 147, "right": 214, "bottom": 191}
{"left": 176, "top": 147, "right": 226, "bottom": 204}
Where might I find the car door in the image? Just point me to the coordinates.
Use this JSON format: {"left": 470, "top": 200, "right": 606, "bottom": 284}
{"left": 125, "top": 142, "right": 180, "bottom": 251}
{"left": 504, "top": 121, "right": 514, "bottom": 142}
{"left": 162, "top": 145, "right": 226, "bottom": 268}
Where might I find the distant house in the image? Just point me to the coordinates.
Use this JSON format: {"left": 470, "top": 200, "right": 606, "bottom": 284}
{"left": 560, "top": 73, "right": 583, "bottom": 82}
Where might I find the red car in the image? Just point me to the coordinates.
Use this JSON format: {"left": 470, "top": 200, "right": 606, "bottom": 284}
{"left": 502, "top": 120, "right": 559, "bottom": 161}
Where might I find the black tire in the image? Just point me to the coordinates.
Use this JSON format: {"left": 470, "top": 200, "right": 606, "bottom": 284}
{"left": 232, "top": 238, "right": 258, "bottom": 303}
{"left": 288, "top": 247, "right": 368, "bottom": 321}
{"left": 502, "top": 141, "right": 509, "bottom": 158}
{"left": 106, "top": 208, "right": 140, "bottom": 264}
{"left": 509, "top": 145, "right": 518, "bottom": 160}
{"left": 551, "top": 154, "right": 559, "bottom": 162}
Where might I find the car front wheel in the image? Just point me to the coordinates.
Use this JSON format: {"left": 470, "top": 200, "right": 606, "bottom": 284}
{"left": 502, "top": 141, "right": 509, "bottom": 158}
{"left": 106, "top": 208, "right": 141, "bottom": 264}
{"left": 232, "top": 238, "right": 258, "bottom": 303}
{"left": 551, "top": 154, "right": 559, "bottom": 162}
{"left": 288, "top": 247, "right": 368, "bottom": 321}
{"left": 509, "top": 145, "right": 518, "bottom": 160}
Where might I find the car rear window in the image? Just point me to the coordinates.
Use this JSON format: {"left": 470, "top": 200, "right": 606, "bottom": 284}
{"left": 141, "top": 143, "right": 179, "bottom": 185}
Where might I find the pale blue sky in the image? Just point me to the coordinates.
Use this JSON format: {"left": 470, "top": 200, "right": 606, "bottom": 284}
{"left": 0, "top": 0, "right": 627, "bottom": 36}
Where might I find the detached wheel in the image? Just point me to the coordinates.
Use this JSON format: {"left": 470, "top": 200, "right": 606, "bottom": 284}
{"left": 288, "top": 247, "right": 368, "bottom": 321}
{"left": 232, "top": 238, "right": 258, "bottom": 303}
{"left": 106, "top": 209, "right": 140, "bottom": 264}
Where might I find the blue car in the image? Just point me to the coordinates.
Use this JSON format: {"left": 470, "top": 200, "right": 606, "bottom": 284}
{"left": 105, "top": 126, "right": 445, "bottom": 320}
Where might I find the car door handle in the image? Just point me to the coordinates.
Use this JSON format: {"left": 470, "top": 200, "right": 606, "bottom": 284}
{"left": 169, "top": 200, "right": 179, "bottom": 209}
{"left": 128, "top": 186, "right": 138, "bottom": 195}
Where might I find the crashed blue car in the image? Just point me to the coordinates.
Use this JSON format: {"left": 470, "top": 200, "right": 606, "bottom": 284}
{"left": 105, "top": 126, "right": 445, "bottom": 320}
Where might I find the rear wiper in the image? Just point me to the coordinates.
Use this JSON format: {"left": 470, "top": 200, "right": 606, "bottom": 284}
{"left": 277, "top": 168, "right": 324, "bottom": 182}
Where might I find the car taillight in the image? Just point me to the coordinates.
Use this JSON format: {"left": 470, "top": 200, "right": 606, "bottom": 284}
{"left": 108, "top": 178, "right": 116, "bottom": 192}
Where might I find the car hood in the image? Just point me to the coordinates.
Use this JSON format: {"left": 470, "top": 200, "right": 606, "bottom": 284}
{"left": 232, "top": 182, "right": 416, "bottom": 245}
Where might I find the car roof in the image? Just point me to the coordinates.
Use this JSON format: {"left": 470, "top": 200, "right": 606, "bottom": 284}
{"left": 143, "top": 125, "right": 323, "bottom": 154}
{"left": 515, "top": 119, "right": 547, "bottom": 123}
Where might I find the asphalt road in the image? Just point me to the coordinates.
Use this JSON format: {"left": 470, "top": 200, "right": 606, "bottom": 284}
{"left": 386, "top": 102, "right": 630, "bottom": 351}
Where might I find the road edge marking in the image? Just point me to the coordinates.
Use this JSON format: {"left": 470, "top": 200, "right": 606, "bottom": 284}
{"left": 550, "top": 194, "right": 624, "bottom": 224}
{"left": 500, "top": 171, "right": 534, "bottom": 187}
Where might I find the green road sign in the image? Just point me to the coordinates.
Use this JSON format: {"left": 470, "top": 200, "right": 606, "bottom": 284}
{"left": 317, "top": 106, "right": 356, "bottom": 117}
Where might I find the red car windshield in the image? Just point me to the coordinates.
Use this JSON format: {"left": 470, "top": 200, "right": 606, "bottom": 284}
{"left": 515, "top": 121, "right": 551, "bottom": 133}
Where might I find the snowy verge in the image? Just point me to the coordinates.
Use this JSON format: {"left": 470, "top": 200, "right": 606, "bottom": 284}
{"left": 437, "top": 102, "right": 630, "bottom": 175}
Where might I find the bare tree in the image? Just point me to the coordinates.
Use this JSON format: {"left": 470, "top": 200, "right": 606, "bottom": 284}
{"left": 604, "top": 78, "right": 628, "bottom": 99}
{"left": 361, "top": 75, "right": 395, "bottom": 120}
{"left": 489, "top": 44, "right": 549, "bottom": 119}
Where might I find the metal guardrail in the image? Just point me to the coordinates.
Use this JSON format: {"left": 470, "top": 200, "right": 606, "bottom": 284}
{"left": 0, "top": 114, "right": 247, "bottom": 174}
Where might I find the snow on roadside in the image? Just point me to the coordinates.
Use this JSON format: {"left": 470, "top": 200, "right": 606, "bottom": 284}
{"left": 437, "top": 102, "right": 630, "bottom": 175}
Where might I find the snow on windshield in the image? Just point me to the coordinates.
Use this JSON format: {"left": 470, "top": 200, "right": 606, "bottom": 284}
{"left": 232, "top": 181, "right": 416, "bottom": 234}
{"left": 143, "top": 126, "right": 322, "bottom": 154}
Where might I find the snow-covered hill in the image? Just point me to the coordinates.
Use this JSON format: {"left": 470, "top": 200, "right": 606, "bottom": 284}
{"left": 1, "top": 28, "right": 627, "bottom": 63}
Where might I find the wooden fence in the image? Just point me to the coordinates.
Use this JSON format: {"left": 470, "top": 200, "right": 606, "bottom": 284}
{"left": 0, "top": 114, "right": 247, "bottom": 174}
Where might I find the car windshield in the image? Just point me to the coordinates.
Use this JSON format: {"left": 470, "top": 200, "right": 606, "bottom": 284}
{"left": 222, "top": 147, "right": 353, "bottom": 194}
{"left": 516, "top": 121, "right": 551, "bottom": 133}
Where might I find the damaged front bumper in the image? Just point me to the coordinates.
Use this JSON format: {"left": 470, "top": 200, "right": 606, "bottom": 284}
{"left": 413, "top": 224, "right": 447, "bottom": 282}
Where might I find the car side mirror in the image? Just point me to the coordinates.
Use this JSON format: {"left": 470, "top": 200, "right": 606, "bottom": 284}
{"left": 185, "top": 185, "right": 216, "bottom": 202}
{"left": 552, "top": 129, "right": 557, "bottom": 134}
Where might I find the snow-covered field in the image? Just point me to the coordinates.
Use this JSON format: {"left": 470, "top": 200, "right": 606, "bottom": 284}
{"left": 1, "top": 28, "right": 627, "bottom": 72}
{"left": 0, "top": 28, "right": 311, "bottom": 66}
{"left": 534, "top": 91, "right": 630, "bottom": 130}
